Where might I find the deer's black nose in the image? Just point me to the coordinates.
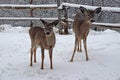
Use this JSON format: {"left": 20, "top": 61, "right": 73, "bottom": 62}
{"left": 91, "top": 19, "right": 95, "bottom": 22}
{"left": 46, "top": 32, "right": 50, "bottom": 35}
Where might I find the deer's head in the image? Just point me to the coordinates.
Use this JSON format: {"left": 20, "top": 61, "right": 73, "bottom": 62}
{"left": 40, "top": 19, "right": 59, "bottom": 36}
{"left": 79, "top": 6, "right": 102, "bottom": 22}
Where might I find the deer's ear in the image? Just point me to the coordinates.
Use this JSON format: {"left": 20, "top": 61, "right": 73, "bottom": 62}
{"left": 95, "top": 7, "right": 102, "bottom": 14}
{"left": 40, "top": 19, "right": 47, "bottom": 25}
{"left": 52, "top": 20, "right": 59, "bottom": 26}
{"left": 79, "top": 6, "right": 87, "bottom": 13}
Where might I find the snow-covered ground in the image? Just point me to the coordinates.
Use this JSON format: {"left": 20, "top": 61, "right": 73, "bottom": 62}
{"left": 0, "top": 24, "right": 120, "bottom": 80}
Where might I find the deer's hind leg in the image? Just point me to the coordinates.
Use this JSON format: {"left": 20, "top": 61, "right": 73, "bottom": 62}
{"left": 41, "top": 47, "right": 45, "bottom": 69}
{"left": 70, "top": 37, "right": 79, "bottom": 62}
{"left": 77, "top": 40, "right": 82, "bottom": 52}
{"left": 30, "top": 47, "right": 34, "bottom": 66}
{"left": 34, "top": 47, "right": 37, "bottom": 63}
{"left": 83, "top": 36, "right": 89, "bottom": 61}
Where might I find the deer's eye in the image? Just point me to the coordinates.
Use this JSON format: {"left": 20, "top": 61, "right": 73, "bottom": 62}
{"left": 50, "top": 28, "right": 53, "bottom": 30}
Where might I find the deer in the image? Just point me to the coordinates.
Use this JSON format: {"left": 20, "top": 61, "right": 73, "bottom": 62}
{"left": 70, "top": 6, "right": 102, "bottom": 62}
{"left": 29, "top": 19, "right": 59, "bottom": 69}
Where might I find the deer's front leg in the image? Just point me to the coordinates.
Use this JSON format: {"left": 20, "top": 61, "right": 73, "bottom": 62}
{"left": 41, "top": 48, "right": 45, "bottom": 69}
{"left": 49, "top": 48, "right": 53, "bottom": 69}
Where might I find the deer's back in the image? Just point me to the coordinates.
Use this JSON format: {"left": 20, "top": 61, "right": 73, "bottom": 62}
{"left": 73, "top": 12, "right": 90, "bottom": 38}
{"left": 29, "top": 27, "right": 45, "bottom": 41}
{"left": 29, "top": 27, "right": 46, "bottom": 48}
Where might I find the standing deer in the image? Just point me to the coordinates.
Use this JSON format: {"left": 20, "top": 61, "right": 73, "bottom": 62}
{"left": 70, "top": 6, "right": 102, "bottom": 62}
{"left": 29, "top": 19, "right": 58, "bottom": 69}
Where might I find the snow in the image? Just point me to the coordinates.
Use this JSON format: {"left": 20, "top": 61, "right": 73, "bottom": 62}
{"left": 0, "top": 24, "right": 120, "bottom": 80}
{"left": 58, "top": 2, "right": 120, "bottom": 13}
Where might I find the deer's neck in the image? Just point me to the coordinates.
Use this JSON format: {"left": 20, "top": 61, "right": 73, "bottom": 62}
{"left": 45, "top": 32, "right": 55, "bottom": 48}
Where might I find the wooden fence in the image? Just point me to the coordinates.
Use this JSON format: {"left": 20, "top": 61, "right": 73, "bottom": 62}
{"left": 0, "top": 1, "right": 120, "bottom": 34}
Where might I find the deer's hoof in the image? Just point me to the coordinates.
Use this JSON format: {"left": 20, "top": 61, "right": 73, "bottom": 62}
{"left": 79, "top": 50, "right": 82, "bottom": 52}
{"left": 50, "top": 67, "right": 53, "bottom": 69}
{"left": 41, "top": 67, "right": 44, "bottom": 70}
{"left": 30, "top": 64, "right": 32, "bottom": 67}
{"left": 34, "top": 61, "right": 36, "bottom": 63}
{"left": 86, "top": 58, "right": 89, "bottom": 61}
{"left": 70, "top": 59, "right": 73, "bottom": 62}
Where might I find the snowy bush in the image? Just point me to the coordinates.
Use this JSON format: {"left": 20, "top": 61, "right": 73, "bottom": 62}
{"left": 0, "top": 26, "right": 5, "bottom": 32}
{"left": 0, "top": 24, "right": 29, "bottom": 32}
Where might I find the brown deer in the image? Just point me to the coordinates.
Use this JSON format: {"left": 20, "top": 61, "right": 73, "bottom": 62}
{"left": 70, "top": 6, "right": 102, "bottom": 62}
{"left": 29, "top": 19, "right": 58, "bottom": 69}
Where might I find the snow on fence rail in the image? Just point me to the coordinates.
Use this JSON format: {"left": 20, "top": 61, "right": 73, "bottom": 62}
{"left": 0, "top": 17, "right": 58, "bottom": 21}
{"left": 0, "top": 17, "right": 73, "bottom": 22}
{"left": 0, "top": 4, "right": 57, "bottom": 9}
{"left": 0, "top": 17, "right": 120, "bottom": 28}
{"left": 92, "top": 22, "right": 120, "bottom": 28}
{"left": 1, "top": 3, "right": 120, "bottom": 12}
{"left": 58, "top": 2, "right": 120, "bottom": 13}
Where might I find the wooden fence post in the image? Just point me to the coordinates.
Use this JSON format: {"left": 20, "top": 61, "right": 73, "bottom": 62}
{"left": 57, "top": 0, "right": 62, "bottom": 34}
{"left": 29, "top": 0, "right": 33, "bottom": 27}
{"left": 63, "top": 0, "right": 69, "bottom": 34}
{"left": 63, "top": 6, "right": 69, "bottom": 34}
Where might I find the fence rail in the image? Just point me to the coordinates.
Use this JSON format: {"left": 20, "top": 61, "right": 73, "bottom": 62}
{"left": 0, "top": 17, "right": 58, "bottom": 21}
{"left": 58, "top": 2, "right": 120, "bottom": 13}
{"left": 92, "top": 22, "right": 120, "bottom": 28}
